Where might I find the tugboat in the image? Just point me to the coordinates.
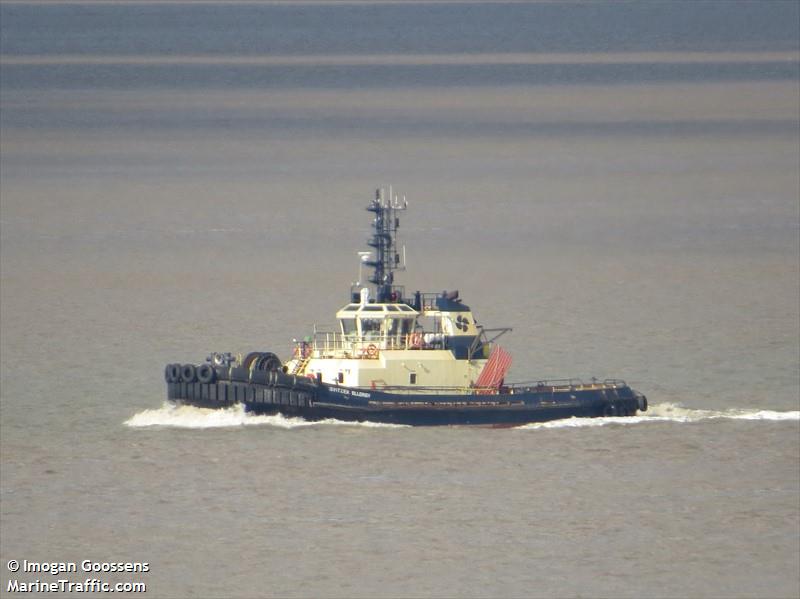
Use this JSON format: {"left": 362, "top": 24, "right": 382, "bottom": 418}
{"left": 164, "top": 188, "right": 648, "bottom": 426}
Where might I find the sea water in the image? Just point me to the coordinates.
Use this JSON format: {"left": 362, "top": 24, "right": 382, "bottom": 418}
{"left": 1, "top": 2, "right": 798, "bottom": 597}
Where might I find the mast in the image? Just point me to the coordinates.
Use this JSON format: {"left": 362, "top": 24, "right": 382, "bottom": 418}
{"left": 365, "top": 187, "right": 407, "bottom": 302}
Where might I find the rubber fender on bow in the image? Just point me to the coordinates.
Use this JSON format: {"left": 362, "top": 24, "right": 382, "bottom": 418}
{"left": 180, "top": 364, "right": 197, "bottom": 383}
{"left": 197, "top": 363, "right": 215, "bottom": 384}
{"left": 165, "top": 363, "right": 180, "bottom": 383}
{"left": 242, "top": 351, "right": 283, "bottom": 372}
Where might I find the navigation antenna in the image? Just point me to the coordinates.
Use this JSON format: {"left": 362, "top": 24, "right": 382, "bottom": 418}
{"left": 365, "top": 187, "right": 407, "bottom": 303}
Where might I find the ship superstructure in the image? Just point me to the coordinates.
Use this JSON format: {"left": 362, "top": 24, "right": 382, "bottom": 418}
{"left": 284, "top": 189, "right": 509, "bottom": 394}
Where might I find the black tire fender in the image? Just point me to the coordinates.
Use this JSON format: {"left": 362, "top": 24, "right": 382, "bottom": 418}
{"left": 165, "top": 363, "right": 180, "bottom": 383}
{"left": 197, "top": 363, "right": 215, "bottom": 384}
{"left": 181, "top": 364, "right": 197, "bottom": 383}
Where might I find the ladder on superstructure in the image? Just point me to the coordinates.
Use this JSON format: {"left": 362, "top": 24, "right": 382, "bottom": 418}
{"left": 291, "top": 355, "right": 311, "bottom": 375}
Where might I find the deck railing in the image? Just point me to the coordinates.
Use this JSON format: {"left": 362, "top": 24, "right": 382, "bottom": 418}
{"left": 293, "top": 329, "right": 443, "bottom": 359}
{"left": 507, "top": 378, "right": 628, "bottom": 391}
{"left": 333, "top": 377, "right": 628, "bottom": 396}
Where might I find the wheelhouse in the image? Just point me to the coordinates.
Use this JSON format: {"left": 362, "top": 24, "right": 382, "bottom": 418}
{"left": 335, "top": 302, "right": 419, "bottom": 348}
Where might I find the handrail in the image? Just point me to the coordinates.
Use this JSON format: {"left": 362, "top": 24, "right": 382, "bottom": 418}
{"left": 508, "top": 378, "right": 627, "bottom": 390}
{"left": 295, "top": 329, "right": 453, "bottom": 357}
{"left": 361, "top": 384, "right": 504, "bottom": 396}
{"left": 341, "top": 378, "right": 627, "bottom": 395}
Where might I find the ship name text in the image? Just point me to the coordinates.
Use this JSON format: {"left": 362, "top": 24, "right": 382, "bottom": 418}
{"left": 329, "top": 387, "right": 371, "bottom": 399}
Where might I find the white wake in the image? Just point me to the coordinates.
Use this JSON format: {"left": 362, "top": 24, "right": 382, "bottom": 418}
{"left": 515, "top": 402, "right": 800, "bottom": 430}
{"left": 124, "top": 402, "right": 407, "bottom": 429}
{"left": 125, "top": 402, "right": 798, "bottom": 431}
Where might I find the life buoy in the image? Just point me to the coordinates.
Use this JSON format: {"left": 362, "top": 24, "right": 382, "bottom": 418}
{"left": 366, "top": 344, "right": 378, "bottom": 358}
{"left": 408, "top": 332, "right": 423, "bottom": 349}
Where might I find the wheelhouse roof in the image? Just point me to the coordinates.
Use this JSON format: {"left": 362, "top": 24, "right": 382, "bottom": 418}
{"left": 336, "top": 303, "right": 419, "bottom": 318}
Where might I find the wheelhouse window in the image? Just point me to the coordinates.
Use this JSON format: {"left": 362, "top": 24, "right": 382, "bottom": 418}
{"left": 340, "top": 319, "right": 357, "bottom": 335}
{"left": 360, "top": 317, "right": 382, "bottom": 339}
{"left": 400, "top": 319, "right": 414, "bottom": 335}
{"left": 386, "top": 318, "right": 401, "bottom": 336}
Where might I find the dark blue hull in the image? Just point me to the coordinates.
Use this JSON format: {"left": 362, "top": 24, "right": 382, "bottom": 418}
{"left": 165, "top": 366, "right": 646, "bottom": 426}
